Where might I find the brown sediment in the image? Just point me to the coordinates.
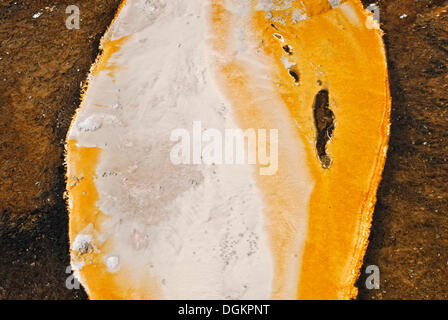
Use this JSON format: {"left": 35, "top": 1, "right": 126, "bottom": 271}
{"left": 0, "top": 0, "right": 124, "bottom": 300}
{"left": 356, "top": 0, "right": 448, "bottom": 300}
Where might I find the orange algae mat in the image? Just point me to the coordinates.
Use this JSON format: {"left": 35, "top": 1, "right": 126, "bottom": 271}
{"left": 66, "top": 0, "right": 390, "bottom": 300}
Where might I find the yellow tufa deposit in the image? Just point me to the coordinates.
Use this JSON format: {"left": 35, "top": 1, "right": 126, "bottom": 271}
{"left": 65, "top": 0, "right": 390, "bottom": 300}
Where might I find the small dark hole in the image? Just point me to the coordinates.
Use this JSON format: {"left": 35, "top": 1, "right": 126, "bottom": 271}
{"left": 282, "top": 45, "right": 293, "bottom": 55}
{"left": 273, "top": 33, "right": 284, "bottom": 41}
{"left": 289, "top": 69, "right": 299, "bottom": 83}
{"left": 270, "top": 23, "right": 279, "bottom": 30}
{"left": 312, "top": 89, "right": 335, "bottom": 169}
